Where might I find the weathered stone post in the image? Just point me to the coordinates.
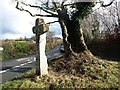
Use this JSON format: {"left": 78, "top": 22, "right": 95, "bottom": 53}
{"left": 32, "top": 18, "right": 49, "bottom": 76}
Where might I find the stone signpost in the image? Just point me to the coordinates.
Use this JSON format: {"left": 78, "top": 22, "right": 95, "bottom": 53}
{"left": 32, "top": 18, "right": 49, "bottom": 76}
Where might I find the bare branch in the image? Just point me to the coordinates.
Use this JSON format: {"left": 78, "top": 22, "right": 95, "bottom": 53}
{"left": 20, "top": 1, "right": 58, "bottom": 17}
{"left": 16, "top": 2, "right": 58, "bottom": 17}
{"left": 46, "top": 21, "right": 59, "bottom": 24}
{"left": 45, "top": 2, "right": 82, "bottom": 10}
{"left": 51, "top": 0, "right": 57, "bottom": 8}
{"left": 61, "top": 0, "right": 67, "bottom": 6}
{"left": 93, "top": 12, "right": 111, "bottom": 31}
{"left": 101, "top": 0, "right": 115, "bottom": 7}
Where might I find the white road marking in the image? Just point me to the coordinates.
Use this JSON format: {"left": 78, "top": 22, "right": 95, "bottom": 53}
{"left": 0, "top": 52, "right": 61, "bottom": 74}
{"left": 27, "top": 59, "right": 30, "bottom": 62}
{"left": 53, "top": 53, "right": 59, "bottom": 56}
{"left": 0, "top": 47, "right": 3, "bottom": 50}
{"left": 33, "top": 57, "right": 36, "bottom": 61}
{"left": 0, "top": 60, "right": 35, "bottom": 74}
{"left": 16, "top": 58, "right": 29, "bottom": 62}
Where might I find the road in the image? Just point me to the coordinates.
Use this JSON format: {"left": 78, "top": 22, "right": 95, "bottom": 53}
{"left": 0, "top": 45, "right": 64, "bottom": 83}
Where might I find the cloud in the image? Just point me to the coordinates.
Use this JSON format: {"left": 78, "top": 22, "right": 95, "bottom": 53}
{"left": 0, "top": 0, "right": 62, "bottom": 40}
{"left": 0, "top": 0, "right": 36, "bottom": 39}
{"left": 1, "top": 33, "right": 25, "bottom": 39}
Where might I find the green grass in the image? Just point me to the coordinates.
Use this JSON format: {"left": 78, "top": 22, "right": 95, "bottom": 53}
{"left": 2, "top": 38, "right": 62, "bottom": 61}
{"left": 2, "top": 41, "right": 36, "bottom": 60}
{"left": 2, "top": 53, "right": 119, "bottom": 89}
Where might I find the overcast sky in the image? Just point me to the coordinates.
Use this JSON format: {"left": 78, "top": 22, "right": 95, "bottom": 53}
{"left": 0, "top": 0, "right": 61, "bottom": 40}
{"left": 1, "top": 0, "right": 117, "bottom": 40}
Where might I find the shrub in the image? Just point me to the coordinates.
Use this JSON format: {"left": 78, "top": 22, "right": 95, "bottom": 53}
{"left": 87, "top": 37, "right": 120, "bottom": 58}
{"left": 2, "top": 41, "right": 36, "bottom": 59}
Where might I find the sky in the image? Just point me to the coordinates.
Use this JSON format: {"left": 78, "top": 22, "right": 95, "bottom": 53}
{"left": 0, "top": 0, "right": 62, "bottom": 40}
{"left": 0, "top": 0, "right": 117, "bottom": 40}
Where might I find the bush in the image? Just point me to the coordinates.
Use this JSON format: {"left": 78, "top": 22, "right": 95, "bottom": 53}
{"left": 46, "top": 38, "right": 62, "bottom": 51}
{"left": 2, "top": 41, "right": 36, "bottom": 59}
{"left": 87, "top": 38, "right": 120, "bottom": 58}
{"left": 2, "top": 38, "right": 62, "bottom": 60}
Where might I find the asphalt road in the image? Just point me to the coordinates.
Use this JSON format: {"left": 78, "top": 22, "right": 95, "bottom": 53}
{"left": 0, "top": 45, "right": 64, "bottom": 83}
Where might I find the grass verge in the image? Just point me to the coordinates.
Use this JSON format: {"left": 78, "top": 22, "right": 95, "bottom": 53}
{"left": 2, "top": 52, "right": 119, "bottom": 89}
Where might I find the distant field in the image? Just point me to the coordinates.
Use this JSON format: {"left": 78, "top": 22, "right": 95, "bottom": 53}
{"left": 1, "top": 38, "right": 62, "bottom": 60}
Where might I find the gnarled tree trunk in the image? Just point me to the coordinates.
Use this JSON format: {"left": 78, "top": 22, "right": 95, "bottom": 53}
{"left": 58, "top": 9, "right": 74, "bottom": 57}
{"left": 58, "top": 9, "right": 88, "bottom": 57}
{"left": 67, "top": 19, "right": 88, "bottom": 53}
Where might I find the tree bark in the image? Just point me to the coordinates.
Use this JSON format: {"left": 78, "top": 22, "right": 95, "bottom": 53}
{"left": 57, "top": 9, "right": 74, "bottom": 57}
{"left": 58, "top": 9, "right": 88, "bottom": 56}
{"left": 59, "top": 19, "right": 73, "bottom": 57}
{"left": 67, "top": 19, "right": 88, "bottom": 53}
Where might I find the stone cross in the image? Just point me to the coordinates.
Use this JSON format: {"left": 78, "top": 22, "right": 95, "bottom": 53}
{"left": 32, "top": 18, "right": 49, "bottom": 76}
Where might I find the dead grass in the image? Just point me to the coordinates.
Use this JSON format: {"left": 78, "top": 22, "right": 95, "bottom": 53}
{"left": 2, "top": 51, "right": 119, "bottom": 89}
